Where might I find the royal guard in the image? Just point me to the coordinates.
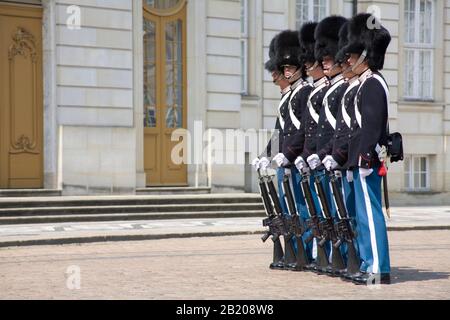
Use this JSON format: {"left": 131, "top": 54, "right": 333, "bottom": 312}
{"left": 287, "top": 22, "right": 331, "bottom": 271}
{"left": 342, "top": 13, "right": 392, "bottom": 285}
{"left": 252, "top": 33, "right": 292, "bottom": 213}
{"left": 322, "top": 21, "right": 362, "bottom": 279}
{"left": 270, "top": 30, "right": 314, "bottom": 262}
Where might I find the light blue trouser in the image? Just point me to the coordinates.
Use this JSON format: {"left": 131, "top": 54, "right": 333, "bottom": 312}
{"left": 339, "top": 171, "right": 360, "bottom": 264}
{"left": 353, "top": 167, "right": 391, "bottom": 274}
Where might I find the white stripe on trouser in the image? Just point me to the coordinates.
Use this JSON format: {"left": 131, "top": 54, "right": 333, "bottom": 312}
{"left": 312, "top": 238, "right": 317, "bottom": 260}
{"left": 359, "top": 175, "right": 380, "bottom": 274}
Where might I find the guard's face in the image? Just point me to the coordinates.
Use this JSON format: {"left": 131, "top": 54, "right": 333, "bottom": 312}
{"left": 347, "top": 53, "right": 359, "bottom": 67}
{"left": 271, "top": 71, "right": 282, "bottom": 84}
{"left": 283, "top": 65, "right": 297, "bottom": 79}
{"left": 348, "top": 53, "right": 369, "bottom": 75}
{"left": 322, "top": 56, "right": 335, "bottom": 75}
{"left": 341, "top": 61, "right": 355, "bottom": 78}
{"left": 305, "top": 61, "right": 324, "bottom": 79}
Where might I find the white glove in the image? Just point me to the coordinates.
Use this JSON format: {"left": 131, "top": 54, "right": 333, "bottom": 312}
{"left": 346, "top": 170, "right": 354, "bottom": 182}
{"left": 307, "top": 154, "right": 321, "bottom": 170}
{"left": 359, "top": 168, "right": 374, "bottom": 179}
{"left": 273, "top": 153, "right": 289, "bottom": 168}
{"left": 294, "top": 156, "right": 306, "bottom": 171}
{"left": 251, "top": 157, "right": 260, "bottom": 171}
{"left": 258, "top": 157, "right": 270, "bottom": 170}
{"left": 322, "top": 155, "right": 338, "bottom": 171}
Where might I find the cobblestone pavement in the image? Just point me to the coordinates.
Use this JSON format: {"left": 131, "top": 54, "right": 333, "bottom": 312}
{"left": 0, "top": 230, "right": 449, "bottom": 300}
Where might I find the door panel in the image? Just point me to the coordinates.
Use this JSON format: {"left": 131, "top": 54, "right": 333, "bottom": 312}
{"left": 143, "top": 3, "right": 187, "bottom": 186}
{"left": 0, "top": 3, "right": 43, "bottom": 189}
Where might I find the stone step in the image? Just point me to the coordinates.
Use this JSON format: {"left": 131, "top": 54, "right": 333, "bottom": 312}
{"left": 0, "top": 189, "right": 62, "bottom": 198}
{"left": 0, "top": 203, "right": 265, "bottom": 217}
{"left": 0, "top": 210, "right": 266, "bottom": 225}
{"left": 0, "top": 194, "right": 261, "bottom": 209}
{"left": 136, "top": 187, "right": 211, "bottom": 195}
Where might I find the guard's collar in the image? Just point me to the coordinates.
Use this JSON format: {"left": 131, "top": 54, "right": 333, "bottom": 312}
{"left": 281, "top": 86, "right": 291, "bottom": 95}
{"left": 313, "top": 76, "right": 328, "bottom": 88}
{"left": 290, "top": 78, "right": 304, "bottom": 90}
{"left": 358, "top": 68, "right": 372, "bottom": 83}
{"left": 329, "top": 74, "right": 344, "bottom": 86}
{"left": 348, "top": 75, "right": 360, "bottom": 85}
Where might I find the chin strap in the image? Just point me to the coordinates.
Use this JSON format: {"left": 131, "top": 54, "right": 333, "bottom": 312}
{"left": 351, "top": 49, "right": 368, "bottom": 73}
{"left": 286, "top": 68, "right": 302, "bottom": 83}
{"left": 307, "top": 61, "right": 320, "bottom": 72}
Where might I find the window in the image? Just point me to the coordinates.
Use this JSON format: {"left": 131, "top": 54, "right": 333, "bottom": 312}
{"left": 403, "top": 0, "right": 434, "bottom": 100}
{"left": 241, "top": 0, "right": 249, "bottom": 95}
{"left": 144, "top": 0, "right": 182, "bottom": 10}
{"left": 295, "top": 0, "right": 329, "bottom": 30}
{"left": 404, "top": 155, "right": 430, "bottom": 191}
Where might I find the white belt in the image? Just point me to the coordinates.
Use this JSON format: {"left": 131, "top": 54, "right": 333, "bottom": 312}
{"left": 323, "top": 79, "right": 345, "bottom": 130}
{"left": 277, "top": 92, "right": 291, "bottom": 130}
{"left": 307, "top": 81, "right": 328, "bottom": 124}
{"left": 354, "top": 74, "right": 389, "bottom": 128}
{"left": 342, "top": 80, "right": 360, "bottom": 128}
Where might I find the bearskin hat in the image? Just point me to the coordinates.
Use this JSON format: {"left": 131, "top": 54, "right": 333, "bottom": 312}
{"left": 314, "top": 16, "right": 348, "bottom": 62}
{"left": 335, "top": 21, "right": 350, "bottom": 64}
{"left": 274, "top": 30, "right": 302, "bottom": 69}
{"left": 343, "top": 13, "right": 391, "bottom": 70}
{"left": 298, "top": 22, "right": 318, "bottom": 64}
{"left": 264, "top": 35, "right": 279, "bottom": 72}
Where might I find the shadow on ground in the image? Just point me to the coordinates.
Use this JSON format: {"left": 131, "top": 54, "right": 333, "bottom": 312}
{"left": 391, "top": 266, "right": 450, "bottom": 284}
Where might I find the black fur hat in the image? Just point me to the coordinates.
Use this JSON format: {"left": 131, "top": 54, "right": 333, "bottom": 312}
{"left": 265, "top": 34, "right": 279, "bottom": 72}
{"left": 274, "top": 30, "right": 302, "bottom": 69}
{"left": 298, "top": 22, "right": 318, "bottom": 64}
{"left": 314, "top": 16, "right": 348, "bottom": 62}
{"left": 343, "top": 13, "right": 391, "bottom": 70}
{"left": 335, "top": 21, "right": 350, "bottom": 64}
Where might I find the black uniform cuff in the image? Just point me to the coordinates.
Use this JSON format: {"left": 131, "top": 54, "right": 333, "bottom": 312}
{"left": 359, "top": 153, "right": 372, "bottom": 169}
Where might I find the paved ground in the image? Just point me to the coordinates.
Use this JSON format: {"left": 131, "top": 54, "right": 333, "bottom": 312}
{"left": 1, "top": 230, "right": 449, "bottom": 300}
{"left": 1, "top": 206, "right": 450, "bottom": 247}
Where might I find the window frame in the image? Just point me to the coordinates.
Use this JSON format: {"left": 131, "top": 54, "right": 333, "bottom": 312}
{"left": 403, "top": 0, "right": 435, "bottom": 101}
{"left": 294, "top": 0, "right": 330, "bottom": 30}
{"left": 240, "top": 0, "right": 249, "bottom": 95}
{"left": 404, "top": 155, "right": 431, "bottom": 191}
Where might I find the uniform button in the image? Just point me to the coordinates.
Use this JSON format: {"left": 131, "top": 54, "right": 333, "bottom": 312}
{"left": 341, "top": 120, "right": 344, "bottom": 123}
{"left": 322, "top": 125, "right": 325, "bottom": 129}
{"left": 348, "top": 135, "right": 351, "bottom": 138}
{"left": 319, "top": 134, "right": 322, "bottom": 137}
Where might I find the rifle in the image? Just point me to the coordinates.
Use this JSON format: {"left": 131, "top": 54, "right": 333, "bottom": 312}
{"left": 313, "top": 171, "right": 346, "bottom": 275}
{"left": 328, "top": 171, "right": 360, "bottom": 275}
{"left": 299, "top": 169, "right": 329, "bottom": 271}
{"left": 258, "top": 169, "right": 285, "bottom": 269}
{"left": 264, "top": 169, "right": 297, "bottom": 267}
{"left": 281, "top": 169, "right": 310, "bottom": 271}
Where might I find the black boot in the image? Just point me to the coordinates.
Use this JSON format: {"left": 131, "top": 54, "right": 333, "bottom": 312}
{"left": 352, "top": 273, "right": 391, "bottom": 285}
{"left": 341, "top": 271, "right": 365, "bottom": 282}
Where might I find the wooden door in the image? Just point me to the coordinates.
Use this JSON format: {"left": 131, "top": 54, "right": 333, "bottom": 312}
{"left": 143, "top": 1, "right": 187, "bottom": 186}
{"left": 0, "top": 2, "right": 43, "bottom": 189}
